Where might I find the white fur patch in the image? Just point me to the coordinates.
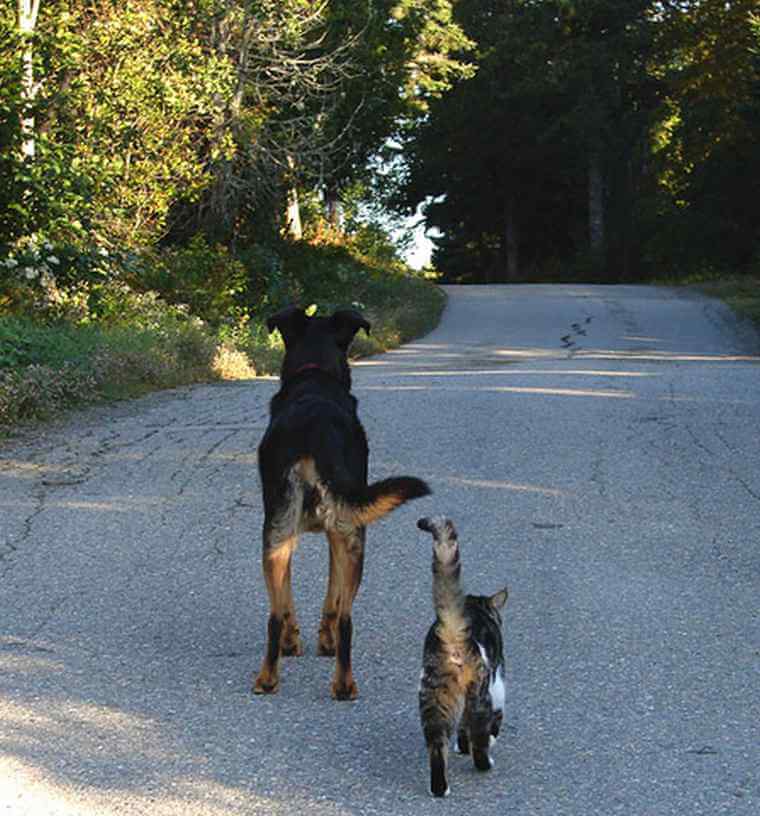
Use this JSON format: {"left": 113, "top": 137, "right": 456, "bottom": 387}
{"left": 489, "top": 666, "right": 505, "bottom": 713}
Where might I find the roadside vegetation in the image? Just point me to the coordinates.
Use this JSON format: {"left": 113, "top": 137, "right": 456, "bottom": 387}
{"left": 3, "top": 2, "right": 759, "bottom": 433}
{"left": 691, "top": 276, "right": 760, "bottom": 336}
{"left": 1, "top": 2, "right": 460, "bottom": 434}
{"left": 0, "top": 231, "right": 444, "bottom": 433}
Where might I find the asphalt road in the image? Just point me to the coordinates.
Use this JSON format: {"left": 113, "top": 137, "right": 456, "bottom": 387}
{"left": 1, "top": 284, "right": 758, "bottom": 815}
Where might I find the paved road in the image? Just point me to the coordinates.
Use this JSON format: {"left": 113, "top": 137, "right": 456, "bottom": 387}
{"left": 1, "top": 284, "right": 758, "bottom": 815}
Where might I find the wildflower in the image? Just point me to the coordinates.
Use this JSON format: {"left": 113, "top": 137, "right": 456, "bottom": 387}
{"left": 4, "top": 257, "right": 18, "bottom": 269}
{"left": 47, "top": 255, "right": 60, "bottom": 265}
{"left": 98, "top": 247, "right": 109, "bottom": 257}
{"left": 24, "top": 267, "right": 39, "bottom": 280}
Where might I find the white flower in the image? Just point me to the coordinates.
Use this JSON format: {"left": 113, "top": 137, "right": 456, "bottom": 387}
{"left": 98, "top": 247, "right": 109, "bottom": 257}
{"left": 44, "top": 242, "right": 53, "bottom": 251}
{"left": 24, "top": 267, "right": 39, "bottom": 280}
{"left": 47, "top": 255, "right": 60, "bottom": 265}
{"left": 5, "top": 257, "right": 18, "bottom": 269}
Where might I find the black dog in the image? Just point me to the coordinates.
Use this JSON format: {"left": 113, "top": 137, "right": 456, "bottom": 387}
{"left": 253, "top": 305, "right": 430, "bottom": 700}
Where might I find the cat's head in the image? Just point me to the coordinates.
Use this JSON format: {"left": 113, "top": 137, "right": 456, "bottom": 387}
{"left": 466, "top": 588, "right": 508, "bottom": 622}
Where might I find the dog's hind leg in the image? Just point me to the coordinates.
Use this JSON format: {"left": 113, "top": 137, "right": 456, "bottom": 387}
{"left": 253, "top": 533, "right": 299, "bottom": 694}
{"left": 317, "top": 542, "right": 338, "bottom": 657}
{"left": 253, "top": 473, "right": 304, "bottom": 695}
{"left": 327, "top": 527, "right": 365, "bottom": 701}
{"left": 280, "top": 554, "right": 304, "bottom": 657}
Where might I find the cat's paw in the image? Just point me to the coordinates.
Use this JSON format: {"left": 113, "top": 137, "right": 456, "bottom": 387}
{"left": 473, "top": 749, "right": 493, "bottom": 771}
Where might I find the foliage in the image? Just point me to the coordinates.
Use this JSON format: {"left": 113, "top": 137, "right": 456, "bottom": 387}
{"left": 397, "top": 0, "right": 760, "bottom": 282}
{"left": 0, "top": 228, "right": 445, "bottom": 431}
{"left": 135, "top": 236, "right": 249, "bottom": 326}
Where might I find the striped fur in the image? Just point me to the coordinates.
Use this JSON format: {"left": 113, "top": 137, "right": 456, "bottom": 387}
{"left": 417, "top": 517, "right": 508, "bottom": 797}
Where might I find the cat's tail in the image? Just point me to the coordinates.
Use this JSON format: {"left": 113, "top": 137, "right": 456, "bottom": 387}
{"left": 418, "top": 517, "right": 467, "bottom": 636}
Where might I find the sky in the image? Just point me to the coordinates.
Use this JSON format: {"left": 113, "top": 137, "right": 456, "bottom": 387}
{"left": 404, "top": 218, "right": 434, "bottom": 269}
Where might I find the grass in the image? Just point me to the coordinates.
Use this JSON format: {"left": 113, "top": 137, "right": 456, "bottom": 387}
{"left": 689, "top": 275, "right": 760, "bottom": 330}
{"left": 245, "top": 274, "right": 446, "bottom": 375}
{"left": 0, "top": 272, "right": 445, "bottom": 436}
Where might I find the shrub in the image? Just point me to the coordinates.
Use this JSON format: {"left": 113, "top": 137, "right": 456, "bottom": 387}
{"left": 137, "top": 236, "right": 248, "bottom": 326}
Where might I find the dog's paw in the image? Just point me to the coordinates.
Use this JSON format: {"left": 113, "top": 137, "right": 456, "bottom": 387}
{"left": 330, "top": 678, "right": 359, "bottom": 701}
{"left": 253, "top": 672, "right": 280, "bottom": 695}
{"left": 317, "top": 621, "right": 336, "bottom": 656}
{"left": 280, "top": 637, "right": 304, "bottom": 657}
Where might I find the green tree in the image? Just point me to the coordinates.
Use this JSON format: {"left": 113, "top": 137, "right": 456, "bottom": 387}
{"left": 653, "top": 0, "right": 760, "bottom": 273}
{"left": 400, "top": 0, "right": 670, "bottom": 281}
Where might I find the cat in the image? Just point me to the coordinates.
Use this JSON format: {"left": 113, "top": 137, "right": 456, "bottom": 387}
{"left": 417, "top": 516, "right": 508, "bottom": 798}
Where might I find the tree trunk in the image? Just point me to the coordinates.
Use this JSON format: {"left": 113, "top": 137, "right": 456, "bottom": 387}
{"left": 18, "top": 0, "right": 41, "bottom": 160}
{"left": 284, "top": 156, "right": 302, "bottom": 239}
{"left": 504, "top": 193, "right": 519, "bottom": 280}
{"left": 324, "top": 186, "right": 341, "bottom": 229}
{"left": 286, "top": 185, "right": 303, "bottom": 240}
{"left": 588, "top": 150, "right": 605, "bottom": 260}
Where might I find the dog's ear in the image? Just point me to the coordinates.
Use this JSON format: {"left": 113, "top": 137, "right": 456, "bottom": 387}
{"left": 490, "top": 587, "right": 508, "bottom": 610}
{"left": 267, "top": 306, "right": 309, "bottom": 346}
{"left": 329, "top": 309, "right": 371, "bottom": 350}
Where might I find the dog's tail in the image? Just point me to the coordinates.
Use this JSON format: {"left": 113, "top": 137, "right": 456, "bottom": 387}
{"left": 417, "top": 517, "right": 467, "bottom": 641}
{"left": 294, "top": 457, "right": 430, "bottom": 528}
{"left": 335, "top": 476, "right": 431, "bottom": 526}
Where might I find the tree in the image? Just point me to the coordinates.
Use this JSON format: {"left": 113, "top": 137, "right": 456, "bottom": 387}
{"left": 399, "top": 0, "right": 668, "bottom": 281}
{"left": 308, "top": 0, "right": 475, "bottom": 227}
{"left": 652, "top": 0, "right": 760, "bottom": 272}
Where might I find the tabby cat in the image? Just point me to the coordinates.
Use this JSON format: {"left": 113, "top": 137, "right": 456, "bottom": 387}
{"left": 417, "top": 517, "right": 508, "bottom": 798}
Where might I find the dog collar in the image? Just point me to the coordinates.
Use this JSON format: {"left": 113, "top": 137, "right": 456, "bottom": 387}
{"left": 293, "top": 363, "right": 323, "bottom": 376}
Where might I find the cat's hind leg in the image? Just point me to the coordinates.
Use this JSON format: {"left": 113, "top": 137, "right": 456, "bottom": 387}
{"left": 456, "top": 726, "right": 470, "bottom": 755}
{"left": 465, "top": 696, "right": 495, "bottom": 771}
{"left": 420, "top": 682, "right": 460, "bottom": 796}
{"left": 425, "top": 728, "right": 451, "bottom": 797}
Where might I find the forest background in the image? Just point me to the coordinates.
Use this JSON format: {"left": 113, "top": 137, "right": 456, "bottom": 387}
{"left": 1, "top": 1, "right": 759, "bottom": 428}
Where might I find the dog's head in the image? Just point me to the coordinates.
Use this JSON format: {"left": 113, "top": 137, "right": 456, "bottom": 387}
{"left": 267, "top": 305, "right": 371, "bottom": 388}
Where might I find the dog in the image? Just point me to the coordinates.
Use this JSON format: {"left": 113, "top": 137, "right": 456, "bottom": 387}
{"left": 253, "top": 305, "right": 430, "bottom": 700}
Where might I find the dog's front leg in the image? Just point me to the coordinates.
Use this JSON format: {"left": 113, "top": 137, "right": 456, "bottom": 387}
{"left": 254, "top": 537, "right": 298, "bottom": 694}
{"left": 329, "top": 528, "right": 365, "bottom": 701}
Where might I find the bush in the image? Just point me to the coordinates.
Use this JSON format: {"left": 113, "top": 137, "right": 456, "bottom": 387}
{"left": 137, "top": 236, "right": 248, "bottom": 326}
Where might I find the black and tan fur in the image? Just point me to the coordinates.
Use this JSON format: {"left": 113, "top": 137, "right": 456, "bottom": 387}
{"left": 417, "top": 517, "right": 508, "bottom": 797}
{"left": 253, "top": 305, "right": 430, "bottom": 700}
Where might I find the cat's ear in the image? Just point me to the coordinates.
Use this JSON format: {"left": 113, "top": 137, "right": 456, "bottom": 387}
{"left": 490, "top": 587, "right": 508, "bottom": 610}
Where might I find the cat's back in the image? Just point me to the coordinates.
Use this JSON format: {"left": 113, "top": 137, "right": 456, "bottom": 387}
{"left": 464, "top": 595, "right": 505, "bottom": 668}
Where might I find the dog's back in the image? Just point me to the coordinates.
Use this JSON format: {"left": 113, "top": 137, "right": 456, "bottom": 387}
{"left": 260, "top": 366, "right": 426, "bottom": 534}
